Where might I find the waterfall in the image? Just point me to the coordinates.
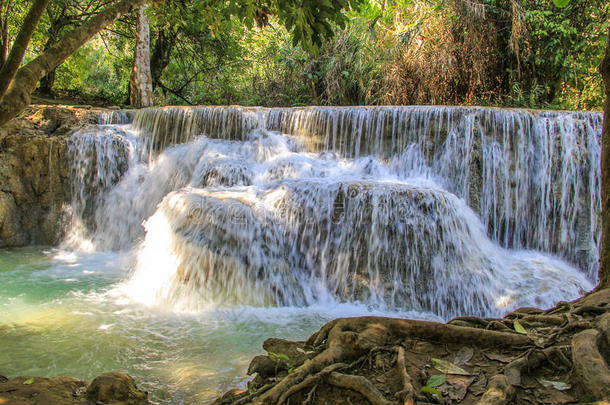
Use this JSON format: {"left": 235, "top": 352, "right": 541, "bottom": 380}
{"left": 66, "top": 122, "right": 137, "bottom": 250}
{"left": 65, "top": 106, "right": 600, "bottom": 318}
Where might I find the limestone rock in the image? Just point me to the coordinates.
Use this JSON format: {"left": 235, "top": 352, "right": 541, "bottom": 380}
{"left": 0, "top": 191, "right": 27, "bottom": 245}
{"left": 0, "top": 372, "right": 147, "bottom": 405}
{"left": 0, "top": 105, "right": 105, "bottom": 247}
{"left": 86, "top": 372, "right": 148, "bottom": 405}
{"left": 0, "top": 376, "right": 87, "bottom": 405}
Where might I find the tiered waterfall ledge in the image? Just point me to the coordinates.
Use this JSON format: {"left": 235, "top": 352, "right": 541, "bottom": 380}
{"left": 0, "top": 105, "right": 115, "bottom": 247}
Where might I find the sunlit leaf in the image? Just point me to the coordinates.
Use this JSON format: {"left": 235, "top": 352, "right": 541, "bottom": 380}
{"left": 513, "top": 320, "right": 527, "bottom": 334}
{"left": 268, "top": 351, "right": 290, "bottom": 363}
{"left": 421, "top": 386, "right": 442, "bottom": 397}
{"left": 23, "top": 378, "right": 34, "bottom": 385}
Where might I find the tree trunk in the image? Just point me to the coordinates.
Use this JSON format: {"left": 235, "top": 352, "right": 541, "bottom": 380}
{"left": 129, "top": 5, "right": 154, "bottom": 107}
{"left": 38, "top": 68, "right": 56, "bottom": 95}
{"left": 150, "top": 27, "right": 175, "bottom": 91}
{"left": 0, "top": 0, "right": 148, "bottom": 127}
{"left": 38, "top": 16, "right": 65, "bottom": 97}
{"left": 0, "top": 7, "right": 9, "bottom": 68}
{"left": 0, "top": 0, "right": 51, "bottom": 101}
{"left": 600, "top": 27, "right": 610, "bottom": 289}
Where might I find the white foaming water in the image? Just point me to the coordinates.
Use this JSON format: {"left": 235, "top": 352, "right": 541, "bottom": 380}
{"left": 64, "top": 106, "right": 598, "bottom": 320}
{"left": 130, "top": 106, "right": 603, "bottom": 278}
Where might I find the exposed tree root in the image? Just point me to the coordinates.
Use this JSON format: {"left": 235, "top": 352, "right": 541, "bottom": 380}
{"left": 503, "top": 345, "right": 571, "bottom": 385}
{"left": 214, "top": 288, "right": 610, "bottom": 405}
{"left": 395, "top": 346, "right": 417, "bottom": 404}
{"left": 571, "top": 329, "right": 610, "bottom": 400}
{"left": 326, "top": 372, "right": 398, "bottom": 405}
{"left": 277, "top": 363, "right": 347, "bottom": 405}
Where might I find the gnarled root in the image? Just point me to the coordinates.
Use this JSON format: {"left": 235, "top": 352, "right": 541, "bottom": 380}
{"left": 571, "top": 329, "right": 610, "bottom": 400}
{"left": 395, "top": 346, "right": 416, "bottom": 404}
{"left": 216, "top": 290, "right": 610, "bottom": 405}
{"left": 253, "top": 316, "right": 531, "bottom": 405}
{"left": 307, "top": 317, "right": 531, "bottom": 350}
{"left": 504, "top": 346, "right": 571, "bottom": 386}
{"left": 276, "top": 363, "right": 347, "bottom": 405}
{"left": 326, "top": 372, "right": 397, "bottom": 405}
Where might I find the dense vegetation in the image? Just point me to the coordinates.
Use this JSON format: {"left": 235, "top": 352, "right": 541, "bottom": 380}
{"left": 3, "top": 0, "right": 608, "bottom": 110}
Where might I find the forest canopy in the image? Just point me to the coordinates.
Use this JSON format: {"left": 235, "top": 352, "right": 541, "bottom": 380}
{"left": 1, "top": 0, "right": 608, "bottom": 110}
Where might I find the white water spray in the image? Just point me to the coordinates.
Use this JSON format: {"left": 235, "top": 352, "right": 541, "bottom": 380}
{"left": 66, "top": 106, "right": 600, "bottom": 319}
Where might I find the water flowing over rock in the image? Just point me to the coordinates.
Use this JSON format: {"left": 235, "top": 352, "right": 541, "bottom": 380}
{"left": 128, "top": 106, "right": 602, "bottom": 278}
{"left": 66, "top": 105, "right": 600, "bottom": 319}
{"left": 0, "top": 107, "right": 100, "bottom": 247}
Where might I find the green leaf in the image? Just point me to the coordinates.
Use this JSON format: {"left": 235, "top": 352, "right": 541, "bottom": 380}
{"left": 426, "top": 374, "right": 446, "bottom": 388}
{"left": 513, "top": 320, "right": 527, "bottom": 334}
{"left": 537, "top": 378, "right": 571, "bottom": 391}
{"left": 553, "top": 0, "right": 570, "bottom": 7}
{"left": 268, "top": 351, "right": 290, "bottom": 363}
{"left": 431, "top": 358, "right": 471, "bottom": 375}
{"left": 421, "top": 386, "right": 442, "bottom": 397}
{"left": 23, "top": 378, "right": 35, "bottom": 385}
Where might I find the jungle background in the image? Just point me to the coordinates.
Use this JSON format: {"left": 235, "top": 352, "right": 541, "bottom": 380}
{"left": 2, "top": 0, "right": 608, "bottom": 111}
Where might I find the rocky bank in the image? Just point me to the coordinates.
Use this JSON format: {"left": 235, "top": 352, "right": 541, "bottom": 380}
{"left": 0, "top": 105, "right": 108, "bottom": 247}
{"left": 214, "top": 289, "right": 610, "bottom": 405}
{"left": 0, "top": 372, "right": 148, "bottom": 405}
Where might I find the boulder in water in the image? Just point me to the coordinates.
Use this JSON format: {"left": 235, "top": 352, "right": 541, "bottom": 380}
{"left": 86, "top": 372, "right": 148, "bottom": 405}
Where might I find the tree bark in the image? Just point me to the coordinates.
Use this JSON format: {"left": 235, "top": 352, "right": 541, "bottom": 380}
{"left": 38, "top": 10, "right": 67, "bottom": 96}
{"left": 150, "top": 27, "right": 175, "bottom": 91}
{"left": 0, "top": 0, "right": 51, "bottom": 101}
{"left": 0, "top": 0, "right": 10, "bottom": 68}
{"left": 38, "top": 68, "right": 56, "bottom": 95}
{"left": 0, "top": 0, "right": 148, "bottom": 127}
{"left": 129, "top": 4, "right": 154, "bottom": 107}
{"left": 600, "top": 27, "right": 610, "bottom": 289}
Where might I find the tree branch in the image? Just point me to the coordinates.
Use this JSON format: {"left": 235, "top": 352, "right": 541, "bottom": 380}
{"left": 0, "top": 0, "right": 148, "bottom": 126}
{"left": 0, "top": 0, "right": 51, "bottom": 100}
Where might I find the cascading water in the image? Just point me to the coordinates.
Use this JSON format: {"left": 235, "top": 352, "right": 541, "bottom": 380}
{"left": 2, "top": 105, "right": 601, "bottom": 403}
{"left": 65, "top": 106, "right": 598, "bottom": 319}
{"left": 128, "top": 106, "right": 603, "bottom": 279}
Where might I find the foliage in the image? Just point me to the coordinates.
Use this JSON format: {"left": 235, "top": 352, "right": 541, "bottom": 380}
{"left": 54, "top": 37, "right": 131, "bottom": 105}
{"left": 4, "top": 0, "right": 607, "bottom": 110}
